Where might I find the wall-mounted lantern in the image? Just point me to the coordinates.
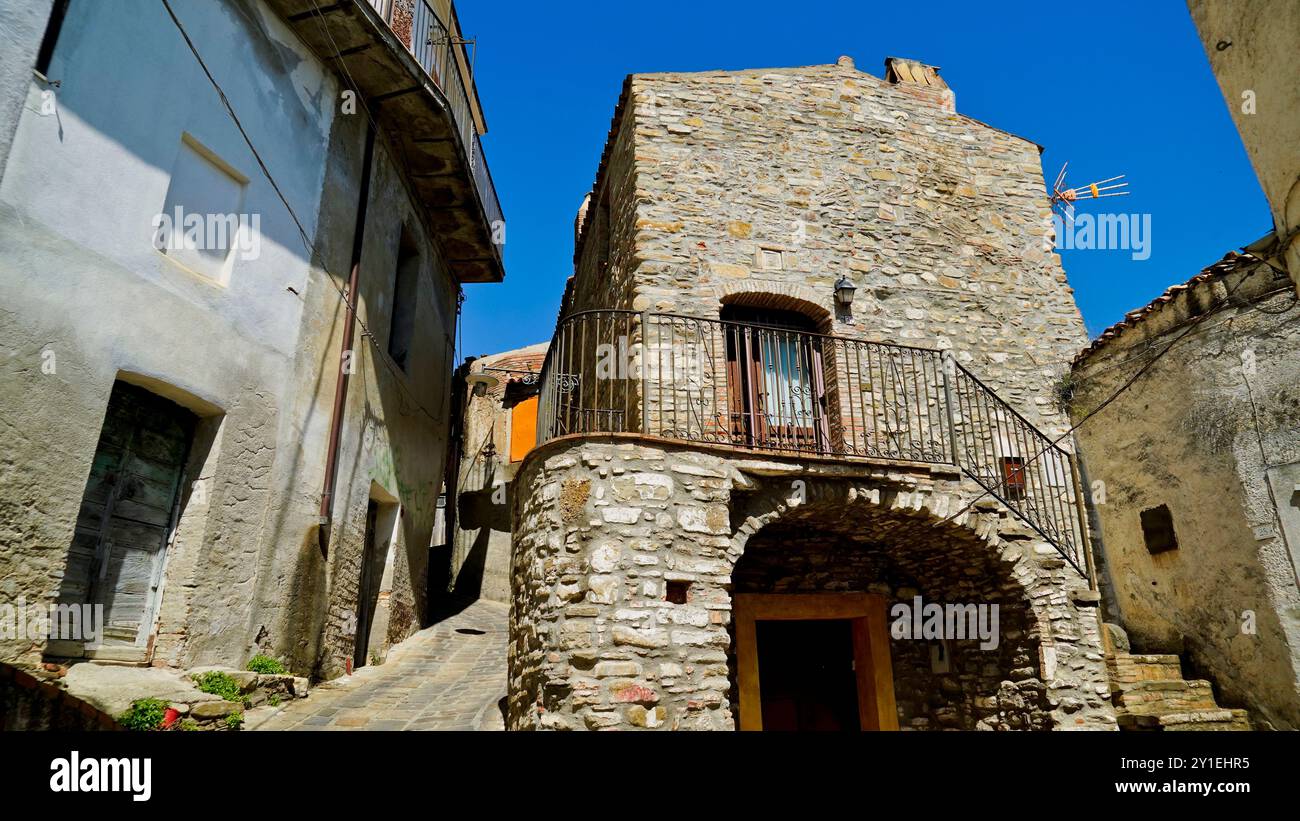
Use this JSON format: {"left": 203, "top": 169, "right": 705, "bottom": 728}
{"left": 834, "top": 275, "right": 857, "bottom": 308}
{"left": 467, "top": 373, "right": 500, "bottom": 397}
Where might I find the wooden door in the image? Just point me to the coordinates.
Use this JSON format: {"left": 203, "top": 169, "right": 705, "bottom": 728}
{"left": 734, "top": 593, "right": 898, "bottom": 731}
{"left": 60, "top": 382, "right": 194, "bottom": 647}
{"left": 722, "top": 307, "right": 828, "bottom": 453}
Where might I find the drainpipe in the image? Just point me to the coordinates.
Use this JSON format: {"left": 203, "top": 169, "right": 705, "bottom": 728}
{"left": 319, "top": 123, "right": 377, "bottom": 555}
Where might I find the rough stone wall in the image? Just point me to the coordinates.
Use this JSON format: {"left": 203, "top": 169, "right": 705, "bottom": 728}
{"left": 733, "top": 521, "right": 1049, "bottom": 730}
{"left": 568, "top": 59, "right": 1088, "bottom": 438}
{"left": 569, "top": 92, "right": 641, "bottom": 316}
{"left": 288, "top": 124, "right": 458, "bottom": 681}
{"left": 509, "top": 437, "right": 1113, "bottom": 730}
{"left": 1071, "top": 259, "right": 1300, "bottom": 729}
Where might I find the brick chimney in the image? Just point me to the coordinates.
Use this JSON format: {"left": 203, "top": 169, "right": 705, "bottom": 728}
{"left": 884, "top": 57, "right": 956, "bottom": 112}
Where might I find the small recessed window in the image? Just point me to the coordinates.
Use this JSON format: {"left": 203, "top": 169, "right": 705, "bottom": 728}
{"left": 388, "top": 229, "right": 420, "bottom": 372}
{"left": 1000, "top": 456, "right": 1027, "bottom": 501}
{"left": 1140, "top": 504, "right": 1179, "bottom": 554}
{"left": 930, "top": 640, "right": 951, "bottom": 674}
{"left": 665, "top": 580, "right": 690, "bottom": 605}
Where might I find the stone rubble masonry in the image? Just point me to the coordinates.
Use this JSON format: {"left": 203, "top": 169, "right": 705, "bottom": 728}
{"left": 514, "top": 59, "right": 1109, "bottom": 730}
{"left": 508, "top": 437, "right": 1115, "bottom": 730}
{"left": 566, "top": 59, "right": 1088, "bottom": 442}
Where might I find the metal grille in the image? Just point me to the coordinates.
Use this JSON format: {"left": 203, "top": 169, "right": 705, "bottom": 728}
{"left": 536, "top": 309, "right": 1089, "bottom": 575}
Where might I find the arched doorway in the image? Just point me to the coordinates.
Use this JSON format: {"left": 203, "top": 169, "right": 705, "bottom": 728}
{"left": 727, "top": 482, "right": 1050, "bottom": 731}
{"left": 720, "top": 304, "right": 831, "bottom": 453}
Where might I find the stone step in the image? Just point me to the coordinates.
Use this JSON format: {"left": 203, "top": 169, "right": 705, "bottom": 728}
{"left": 1114, "top": 679, "right": 1219, "bottom": 714}
{"left": 1116, "top": 708, "right": 1251, "bottom": 732}
{"left": 1108, "top": 653, "right": 1183, "bottom": 684}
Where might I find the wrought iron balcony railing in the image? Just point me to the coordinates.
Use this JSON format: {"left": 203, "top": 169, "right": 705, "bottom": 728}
{"left": 368, "top": 0, "right": 503, "bottom": 254}
{"left": 535, "top": 309, "right": 1091, "bottom": 576}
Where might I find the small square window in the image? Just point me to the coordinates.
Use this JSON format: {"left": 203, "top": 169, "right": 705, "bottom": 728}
{"left": 1000, "top": 456, "right": 1026, "bottom": 501}
{"left": 1140, "top": 504, "right": 1179, "bottom": 554}
{"left": 665, "top": 580, "right": 690, "bottom": 605}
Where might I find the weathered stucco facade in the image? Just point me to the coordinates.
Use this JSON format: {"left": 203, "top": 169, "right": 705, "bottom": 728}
{"left": 1071, "top": 252, "right": 1300, "bottom": 729}
{"left": 510, "top": 58, "right": 1114, "bottom": 730}
{"left": 0, "top": 0, "right": 500, "bottom": 684}
{"left": 1187, "top": 0, "right": 1300, "bottom": 290}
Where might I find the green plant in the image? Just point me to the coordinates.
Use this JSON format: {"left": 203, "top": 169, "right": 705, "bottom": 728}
{"left": 118, "top": 698, "right": 168, "bottom": 731}
{"left": 177, "top": 719, "right": 200, "bottom": 732}
{"left": 1051, "top": 371, "right": 1079, "bottom": 411}
{"left": 246, "top": 654, "right": 286, "bottom": 675}
{"left": 370, "top": 652, "right": 382, "bottom": 667}
{"left": 268, "top": 695, "right": 282, "bottom": 707}
{"left": 192, "top": 671, "right": 243, "bottom": 702}
{"left": 225, "top": 711, "right": 244, "bottom": 730}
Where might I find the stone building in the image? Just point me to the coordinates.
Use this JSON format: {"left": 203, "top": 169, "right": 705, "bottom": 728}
{"left": 1069, "top": 249, "right": 1299, "bottom": 729}
{"left": 509, "top": 57, "right": 1116, "bottom": 730}
{"left": 0, "top": 0, "right": 503, "bottom": 681}
{"left": 448, "top": 342, "right": 548, "bottom": 603}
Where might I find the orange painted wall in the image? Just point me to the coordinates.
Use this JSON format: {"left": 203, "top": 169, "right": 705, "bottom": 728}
{"left": 510, "top": 396, "right": 538, "bottom": 462}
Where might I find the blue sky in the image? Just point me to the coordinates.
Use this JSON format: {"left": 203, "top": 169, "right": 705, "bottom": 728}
{"left": 455, "top": 0, "right": 1270, "bottom": 358}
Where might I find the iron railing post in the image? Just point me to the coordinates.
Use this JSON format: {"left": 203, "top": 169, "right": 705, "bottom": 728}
{"left": 940, "top": 351, "right": 961, "bottom": 467}
{"left": 1067, "top": 449, "right": 1098, "bottom": 590}
{"left": 640, "top": 310, "right": 651, "bottom": 435}
{"left": 539, "top": 309, "right": 1087, "bottom": 579}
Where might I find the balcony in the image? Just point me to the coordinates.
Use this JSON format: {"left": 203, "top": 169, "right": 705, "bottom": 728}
{"left": 535, "top": 309, "right": 1090, "bottom": 575}
{"left": 267, "top": 0, "right": 504, "bottom": 282}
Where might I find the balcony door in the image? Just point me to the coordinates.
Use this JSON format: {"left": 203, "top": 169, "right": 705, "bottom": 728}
{"left": 722, "top": 306, "right": 829, "bottom": 453}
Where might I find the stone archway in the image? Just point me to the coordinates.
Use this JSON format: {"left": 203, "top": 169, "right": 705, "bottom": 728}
{"left": 507, "top": 438, "right": 1114, "bottom": 731}
{"left": 726, "top": 478, "right": 1050, "bottom": 730}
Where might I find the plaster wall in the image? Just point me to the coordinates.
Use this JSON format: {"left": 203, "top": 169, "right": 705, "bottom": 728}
{"left": 0, "top": 0, "right": 459, "bottom": 680}
{"left": 0, "top": 0, "right": 55, "bottom": 180}
{"left": 1071, "top": 260, "right": 1300, "bottom": 728}
{"left": 1187, "top": 0, "right": 1300, "bottom": 284}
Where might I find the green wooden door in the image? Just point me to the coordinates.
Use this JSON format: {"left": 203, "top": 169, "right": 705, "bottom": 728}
{"left": 59, "top": 382, "right": 195, "bottom": 647}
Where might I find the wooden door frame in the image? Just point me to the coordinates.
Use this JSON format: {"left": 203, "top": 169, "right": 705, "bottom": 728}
{"left": 734, "top": 592, "right": 898, "bottom": 731}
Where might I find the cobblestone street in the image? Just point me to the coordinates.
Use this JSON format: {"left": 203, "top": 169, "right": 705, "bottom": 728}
{"left": 257, "top": 599, "right": 508, "bottom": 731}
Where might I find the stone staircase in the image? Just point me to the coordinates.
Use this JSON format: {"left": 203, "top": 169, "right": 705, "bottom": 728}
{"left": 1108, "top": 652, "right": 1251, "bottom": 731}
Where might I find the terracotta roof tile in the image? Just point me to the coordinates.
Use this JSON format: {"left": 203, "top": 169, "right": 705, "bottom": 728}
{"left": 1072, "top": 251, "right": 1257, "bottom": 366}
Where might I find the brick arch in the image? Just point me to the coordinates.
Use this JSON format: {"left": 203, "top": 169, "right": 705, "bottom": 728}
{"left": 713, "top": 282, "right": 834, "bottom": 331}
{"left": 724, "top": 475, "right": 1055, "bottom": 730}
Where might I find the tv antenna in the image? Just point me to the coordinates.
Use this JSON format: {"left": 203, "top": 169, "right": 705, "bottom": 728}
{"left": 1049, "top": 162, "right": 1129, "bottom": 221}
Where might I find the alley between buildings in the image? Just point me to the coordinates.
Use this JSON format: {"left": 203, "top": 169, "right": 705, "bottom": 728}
{"left": 255, "top": 600, "right": 507, "bottom": 732}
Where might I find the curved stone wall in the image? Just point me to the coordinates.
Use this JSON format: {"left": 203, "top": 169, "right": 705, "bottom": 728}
{"left": 509, "top": 436, "right": 1114, "bottom": 730}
